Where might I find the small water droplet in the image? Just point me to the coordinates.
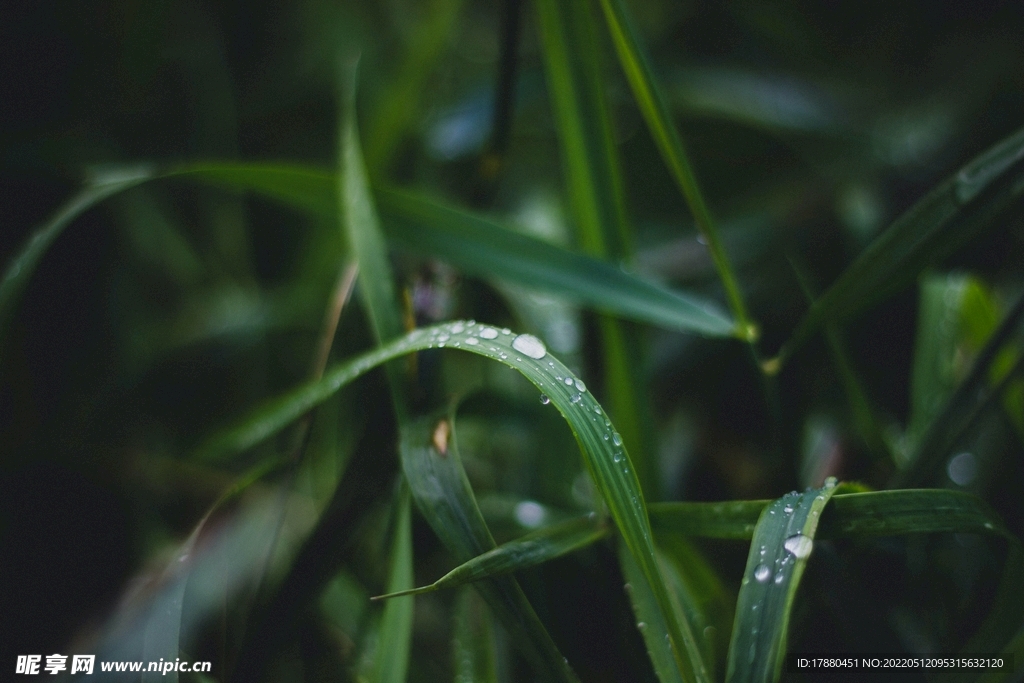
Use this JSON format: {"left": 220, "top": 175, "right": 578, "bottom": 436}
{"left": 783, "top": 534, "right": 814, "bottom": 559}
{"left": 783, "top": 504, "right": 794, "bottom": 514}
{"left": 752, "top": 604, "right": 758, "bottom": 611}
{"left": 564, "top": 377, "right": 573, "bottom": 386}
{"left": 824, "top": 476, "right": 838, "bottom": 488}
{"left": 502, "top": 328, "right": 511, "bottom": 335}
{"left": 637, "top": 621, "right": 647, "bottom": 632}
{"left": 479, "top": 327, "right": 499, "bottom": 339}
{"left": 574, "top": 378, "right": 587, "bottom": 392}
{"left": 465, "top": 337, "right": 478, "bottom": 345}
{"left": 499, "top": 352, "right": 507, "bottom": 359}
{"left": 539, "top": 394, "right": 550, "bottom": 405}
{"left": 612, "top": 432, "right": 623, "bottom": 446}
{"left": 570, "top": 393, "right": 581, "bottom": 404}
{"left": 754, "top": 564, "right": 771, "bottom": 583}
{"left": 774, "top": 572, "right": 785, "bottom": 584}
{"left": 603, "top": 433, "right": 609, "bottom": 441}
{"left": 451, "top": 322, "right": 465, "bottom": 333}
{"left": 984, "top": 522, "right": 995, "bottom": 530}
{"left": 613, "top": 452, "right": 622, "bottom": 463}
{"left": 594, "top": 405, "right": 601, "bottom": 414}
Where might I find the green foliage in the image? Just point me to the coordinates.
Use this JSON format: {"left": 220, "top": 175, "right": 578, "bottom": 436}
{"left": 3, "top": 1, "right": 1024, "bottom": 682}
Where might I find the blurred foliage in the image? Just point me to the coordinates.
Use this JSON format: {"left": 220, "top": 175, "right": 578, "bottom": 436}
{"left": 2, "top": 0, "right": 1024, "bottom": 681}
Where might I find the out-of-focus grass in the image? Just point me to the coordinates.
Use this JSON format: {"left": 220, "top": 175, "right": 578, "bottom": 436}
{"left": 2, "top": 1, "right": 1024, "bottom": 682}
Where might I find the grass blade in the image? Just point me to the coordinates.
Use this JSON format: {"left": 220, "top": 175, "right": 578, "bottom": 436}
{"left": 191, "top": 319, "right": 696, "bottom": 680}
{"left": 618, "top": 546, "right": 687, "bottom": 683}
{"left": 378, "top": 188, "right": 734, "bottom": 336}
{"left": 400, "top": 411, "right": 579, "bottom": 682}
{"left": 595, "top": 0, "right": 753, "bottom": 337}
{"left": 373, "top": 514, "right": 608, "bottom": 600}
{"left": 725, "top": 482, "right": 840, "bottom": 683}
{"left": 369, "top": 484, "right": 415, "bottom": 683}
{"left": 452, "top": 588, "right": 499, "bottom": 683}
{"left": 775, "top": 124, "right": 1024, "bottom": 367}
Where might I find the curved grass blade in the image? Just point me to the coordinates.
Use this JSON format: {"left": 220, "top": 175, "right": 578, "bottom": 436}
{"left": 369, "top": 483, "right": 414, "bottom": 683}
{"left": 400, "top": 411, "right": 579, "bottom": 682}
{"left": 453, "top": 588, "right": 499, "bottom": 683}
{"left": 725, "top": 481, "right": 841, "bottom": 683}
{"left": 0, "top": 165, "right": 154, "bottom": 347}
{"left": 594, "top": 0, "right": 753, "bottom": 337}
{"left": 373, "top": 513, "right": 608, "bottom": 600}
{"left": 192, "top": 319, "right": 696, "bottom": 682}
{"left": 775, "top": 124, "right": 1024, "bottom": 367}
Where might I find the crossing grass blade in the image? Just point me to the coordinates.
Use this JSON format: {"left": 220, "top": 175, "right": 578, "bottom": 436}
{"left": 452, "top": 588, "right": 499, "bottom": 683}
{"left": 594, "top": 0, "right": 753, "bottom": 336}
{"left": 617, "top": 545, "right": 687, "bottom": 683}
{"left": 725, "top": 482, "right": 841, "bottom": 683}
{"left": 190, "top": 318, "right": 694, "bottom": 680}
{"left": 369, "top": 484, "right": 415, "bottom": 683}
{"left": 373, "top": 513, "right": 608, "bottom": 600}
{"left": 774, "top": 124, "right": 1024, "bottom": 367}
{"left": 399, "top": 411, "right": 579, "bottom": 682}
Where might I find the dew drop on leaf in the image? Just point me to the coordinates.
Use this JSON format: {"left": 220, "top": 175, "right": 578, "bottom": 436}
{"left": 611, "top": 432, "right": 623, "bottom": 446}
{"left": 783, "top": 534, "right": 814, "bottom": 559}
{"left": 754, "top": 563, "right": 770, "bottom": 583}
{"left": 574, "top": 378, "right": 587, "bottom": 392}
{"left": 539, "top": 394, "right": 550, "bottom": 405}
{"left": 512, "top": 333, "right": 547, "bottom": 359}
{"left": 479, "top": 327, "right": 499, "bottom": 339}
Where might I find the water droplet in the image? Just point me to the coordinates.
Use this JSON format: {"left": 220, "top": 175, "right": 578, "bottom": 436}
{"left": 539, "top": 394, "right": 550, "bottom": 405}
{"left": 783, "top": 504, "right": 794, "bottom": 514}
{"left": 783, "top": 534, "right": 814, "bottom": 559}
{"left": 479, "top": 327, "right": 499, "bottom": 339}
{"left": 754, "top": 564, "right": 771, "bottom": 583}
{"left": 593, "top": 405, "right": 601, "bottom": 414}
{"left": 824, "top": 476, "right": 838, "bottom": 488}
{"left": 564, "top": 377, "right": 573, "bottom": 386}
{"left": 570, "top": 393, "right": 582, "bottom": 404}
{"left": 499, "top": 352, "right": 507, "bottom": 359}
{"left": 613, "top": 452, "right": 622, "bottom": 463}
{"left": 947, "top": 451, "right": 977, "bottom": 486}
{"left": 451, "top": 322, "right": 465, "bottom": 333}
{"left": 511, "top": 334, "right": 547, "bottom": 359}
{"left": 514, "top": 500, "right": 547, "bottom": 528}
{"left": 984, "top": 522, "right": 995, "bottom": 530}
{"left": 574, "top": 378, "right": 587, "bottom": 392}
{"left": 502, "top": 328, "right": 511, "bottom": 335}
{"left": 774, "top": 572, "right": 785, "bottom": 584}
{"left": 752, "top": 604, "right": 758, "bottom": 611}
{"left": 465, "top": 337, "right": 479, "bottom": 345}
{"left": 612, "top": 432, "right": 623, "bottom": 446}
{"left": 438, "top": 334, "right": 450, "bottom": 343}
{"left": 603, "top": 433, "right": 609, "bottom": 441}
{"left": 637, "top": 621, "right": 647, "bottom": 632}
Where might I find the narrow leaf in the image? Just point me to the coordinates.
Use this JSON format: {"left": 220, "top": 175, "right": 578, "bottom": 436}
{"left": 452, "top": 588, "right": 499, "bottom": 683}
{"left": 373, "top": 514, "right": 608, "bottom": 600}
{"left": 776, "top": 124, "right": 1024, "bottom": 365}
{"left": 400, "top": 411, "right": 579, "bottom": 682}
{"left": 618, "top": 546, "right": 687, "bottom": 683}
{"left": 725, "top": 481, "right": 840, "bottom": 683}
{"left": 595, "top": 0, "right": 753, "bottom": 335}
{"left": 369, "top": 485, "right": 415, "bottom": 683}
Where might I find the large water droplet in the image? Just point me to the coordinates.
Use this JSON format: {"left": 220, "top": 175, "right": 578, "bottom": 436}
{"left": 754, "top": 563, "right": 771, "bottom": 583}
{"left": 512, "top": 334, "right": 547, "bottom": 359}
{"left": 479, "top": 327, "right": 499, "bottom": 340}
{"left": 574, "top": 378, "right": 587, "bottom": 392}
{"left": 783, "top": 534, "right": 814, "bottom": 559}
{"left": 514, "top": 500, "right": 547, "bottom": 528}
{"left": 611, "top": 432, "right": 623, "bottom": 446}
{"left": 539, "top": 394, "right": 550, "bottom": 405}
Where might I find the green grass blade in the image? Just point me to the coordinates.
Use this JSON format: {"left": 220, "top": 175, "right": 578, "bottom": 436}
{"left": 452, "top": 588, "right": 499, "bottom": 683}
{"left": 400, "top": 411, "right": 579, "bottom": 682}
{"left": 191, "top": 319, "right": 693, "bottom": 681}
{"left": 649, "top": 488, "right": 1010, "bottom": 541}
{"left": 775, "top": 124, "right": 1024, "bottom": 366}
{"left": 379, "top": 188, "right": 734, "bottom": 336}
{"left": 0, "top": 165, "right": 154, "bottom": 348}
{"left": 373, "top": 514, "right": 608, "bottom": 600}
{"left": 535, "top": 0, "right": 660, "bottom": 500}
{"left": 595, "top": 0, "right": 753, "bottom": 338}
{"left": 725, "top": 482, "right": 841, "bottom": 683}
{"left": 618, "top": 546, "right": 687, "bottom": 683}
{"left": 370, "top": 484, "right": 415, "bottom": 683}
{"left": 0, "top": 163, "right": 735, "bottom": 345}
